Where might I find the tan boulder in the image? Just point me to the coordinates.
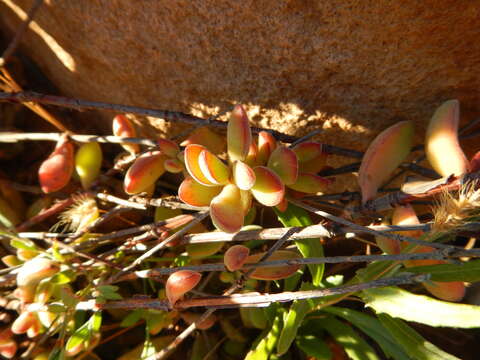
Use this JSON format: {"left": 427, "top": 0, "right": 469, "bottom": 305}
{"left": 1, "top": 0, "right": 479, "bottom": 191}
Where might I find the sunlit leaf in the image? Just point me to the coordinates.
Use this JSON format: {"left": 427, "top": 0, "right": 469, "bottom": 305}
{"left": 178, "top": 178, "right": 222, "bottom": 207}
{"left": 228, "top": 105, "right": 252, "bottom": 162}
{"left": 184, "top": 144, "right": 216, "bottom": 186}
{"left": 198, "top": 149, "right": 230, "bottom": 185}
{"left": 267, "top": 146, "right": 298, "bottom": 185}
{"left": 277, "top": 283, "right": 321, "bottom": 355}
{"left": 292, "top": 141, "right": 327, "bottom": 173}
{"left": 287, "top": 172, "right": 330, "bottom": 194}
{"left": 245, "top": 311, "right": 283, "bottom": 360}
{"left": 358, "top": 121, "right": 414, "bottom": 203}
{"left": 233, "top": 161, "right": 256, "bottom": 190}
{"left": 251, "top": 166, "right": 285, "bottom": 206}
{"left": 210, "top": 184, "right": 245, "bottom": 233}
{"left": 362, "top": 286, "right": 480, "bottom": 328}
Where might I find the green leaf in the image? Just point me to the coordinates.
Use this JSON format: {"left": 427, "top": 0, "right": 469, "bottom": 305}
{"left": 10, "top": 237, "right": 38, "bottom": 251}
{"left": 65, "top": 320, "right": 90, "bottom": 352}
{"left": 277, "top": 283, "right": 321, "bottom": 355}
{"left": 90, "top": 311, "right": 102, "bottom": 332}
{"left": 66, "top": 312, "right": 102, "bottom": 352}
{"left": 97, "top": 285, "right": 123, "bottom": 300}
{"left": 378, "top": 314, "right": 460, "bottom": 360}
{"left": 323, "top": 307, "right": 410, "bottom": 360}
{"left": 362, "top": 286, "right": 480, "bottom": 328}
{"left": 48, "top": 303, "right": 67, "bottom": 314}
{"left": 275, "top": 203, "right": 324, "bottom": 286}
{"left": 296, "top": 334, "right": 332, "bottom": 359}
{"left": 319, "top": 316, "right": 380, "bottom": 360}
{"left": 121, "top": 309, "right": 145, "bottom": 328}
{"left": 403, "top": 260, "right": 480, "bottom": 282}
{"left": 245, "top": 311, "right": 283, "bottom": 360}
{"left": 50, "top": 269, "right": 77, "bottom": 284}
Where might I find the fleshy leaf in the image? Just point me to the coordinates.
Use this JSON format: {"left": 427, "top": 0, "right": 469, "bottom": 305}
{"left": 164, "top": 158, "right": 183, "bottom": 173}
{"left": 75, "top": 142, "right": 102, "bottom": 189}
{"left": 210, "top": 184, "right": 245, "bottom": 233}
{"left": 38, "top": 137, "right": 74, "bottom": 193}
{"left": 287, "top": 173, "right": 330, "bottom": 194}
{"left": 240, "top": 189, "right": 253, "bottom": 214}
{"left": 267, "top": 146, "right": 298, "bottom": 185}
{"left": 124, "top": 151, "right": 166, "bottom": 195}
{"left": 292, "top": 142, "right": 327, "bottom": 173}
{"left": 228, "top": 105, "right": 252, "bottom": 162}
{"left": 178, "top": 178, "right": 222, "bottom": 207}
{"left": 166, "top": 270, "right": 201, "bottom": 306}
{"left": 358, "top": 121, "right": 414, "bottom": 203}
{"left": 224, "top": 245, "right": 250, "bottom": 271}
{"left": 112, "top": 114, "right": 140, "bottom": 154}
{"left": 180, "top": 126, "right": 226, "bottom": 154}
{"left": 198, "top": 149, "right": 230, "bottom": 185}
{"left": 157, "top": 138, "right": 179, "bottom": 158}
{"left": 245, "top": 142, "right": 259, "bottom": 167}
{"left": 245, "top": 250, "right": 301, "bottom": 280}
{"left": 187, "top": 242, "right": 225, "bottom": 259}
{"left": 250, "top": 166, "right": 285, "bottom": 206}
{"left": 184, "top": 144, "right": 216, "bottom": 186}
{"left": 425, "top": 100, "right": 469, "bottom": 177}
{"left": 257, "top": 131, "right": 277, "bottom": 165}
{"left": 233, "top": 161, "right": 256, "bottom": 190}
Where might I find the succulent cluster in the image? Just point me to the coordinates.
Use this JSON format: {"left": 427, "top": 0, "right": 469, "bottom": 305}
{"left": 179, "top": 105, "right": 330, "bottom": 233}
{"left": 359, "top": 99, "right": 476, "bottom": 302}
{"left": 1, "top": 98, "right": 479, "bottom": 359}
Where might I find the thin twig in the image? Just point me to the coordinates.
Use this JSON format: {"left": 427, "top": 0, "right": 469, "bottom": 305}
{"left": 108, "top": 211, "right": 209, "bottom": 282}
{"left": 74, "top": 273, "right": 429, "bottom": 312}
{"left": 0, "top": 132, "right": 156, "bottom": 147}
{"left": 290, "top": 199, "right": 462, "bottom": 251}
{"left": 0, "top": 91, "right": 298, "bottom": 142}
{"left": 113, "top": 249, "right": 479, "bottom": 281}
{"left": 352, "top": 171, "right": 480, "bottom": 215}
{"left": 0, "top": 0, "right": 44, "bottom": 67}
{"left": 95, "top": 192, "right": 207, "bottom": 212}
{"left": 289, "top": 129, "right": 323, "bottom": 147}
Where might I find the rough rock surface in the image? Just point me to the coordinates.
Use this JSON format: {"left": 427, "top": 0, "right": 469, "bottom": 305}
{"left": 1, "top": 0, "right": 480, "bottom": 191}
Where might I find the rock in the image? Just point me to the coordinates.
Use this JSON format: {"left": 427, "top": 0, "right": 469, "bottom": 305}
{"left": 1, "top": 0, "right": 480, "bottom": 192}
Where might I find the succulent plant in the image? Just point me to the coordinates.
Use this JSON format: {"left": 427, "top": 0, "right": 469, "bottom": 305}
{"left": 179, "top": 105, "right": 330, "bottom": 232}
{"left": 425, "top": 100, "right": 469, "bottom": 177}
{"left": 112, "top": 114, "right": 140, "bottom": 154}
{"left": 165, "top": 270, "right": 202, "bottom": 307}
{"left": 358, "top": 121, "right": 414, "bottom": 203}
{"left": 224, "top": 245, "right": 250, "bottom": 271}
{"left": 75, "top": 142, "right": 103, "bottom": 189}
{"left": 38, "top": 136, "right": 74, "bottom": 193}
